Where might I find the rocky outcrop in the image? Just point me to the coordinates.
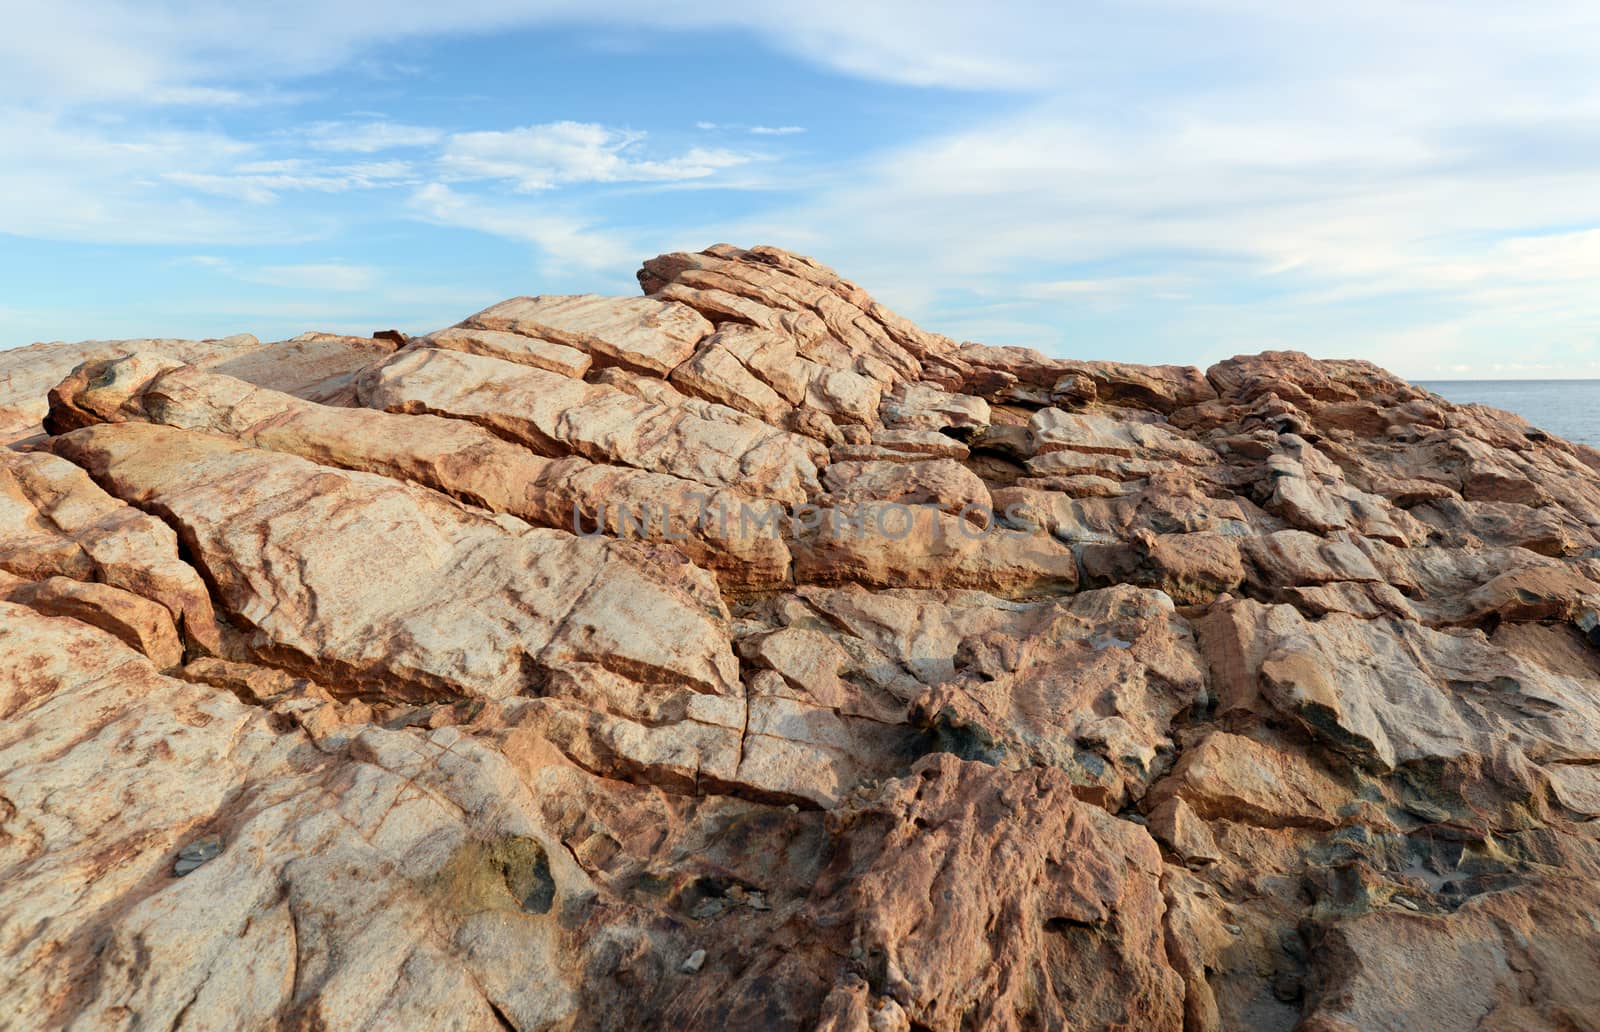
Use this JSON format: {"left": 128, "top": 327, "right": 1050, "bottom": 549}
{"left": 1, "top": 330, "right": 396, "bottom": 444}
{"left": 4, "top": 243, "right": 1600, "bottom": 1030}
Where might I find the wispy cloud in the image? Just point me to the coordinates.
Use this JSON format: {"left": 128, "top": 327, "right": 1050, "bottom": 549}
{"left": 6, "top": 2, "right": 1600, "bottom": 377}
{"left": 297, "top": 120, "right": 445, "bottom": 152}
{"left": 163, "top": 159, "right": 416, "bottom": 202}
{"left": 715, "top": 84, "right": 1600, "bottom": 374}
{"left": 439, "top": 121, "right": 756, "bottom": 191}
{"left": 165, "top": 255, "right": 380, "bottom": 291}
{"left": 697, "top": 121, "right": 806, "bottom": 135}
{"left": 406, "top": 182, "right": 635, "bottom": 270}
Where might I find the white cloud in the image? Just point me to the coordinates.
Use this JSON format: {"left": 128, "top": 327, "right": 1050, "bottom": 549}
{"left": 406, "top": 182, "right": 634, "bottom": 270}
{"left": 162, "top": 255, "right": 380, "bottom": 292}
{"left": 0, "top": 2, "right": 1063, "bottom": 104}
{"left": 0, "top": 109, "right": 420, "bottom": 244}
{"left": 708, "top": 81, "right": 1600, "bottom": 375}
{"left": 6, "top": 2, "right": 1600, "bottom": 109}
{"left": 439, "top": 122, "right": 753, "bottom": 191}
{"left": 298, "top": 120, "right": 444, "bottom": 152}
{"left": 163, "top": 159, "right": 415, "bottom": 202}
{"left": 7, "top": 2, "right": 1600, "bottom": 376}
{"left": 697, "top": 122, "right": 806, "bottom": 135}
{"left": 0, "top": 109, "right": 297, "bottom": 244}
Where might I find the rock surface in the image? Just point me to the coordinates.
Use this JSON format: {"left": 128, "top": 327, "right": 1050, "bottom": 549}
{"left": 4, "top": 243, "right": 1600, "bottom": 1030}
{"left": 2, "top": 330, "right": 395, "bottom": 444}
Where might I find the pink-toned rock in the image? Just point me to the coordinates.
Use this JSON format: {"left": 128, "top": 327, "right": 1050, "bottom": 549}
{"left": 6, "top": 242, "right": 1600, "bottom": 1031}
{"left": 706, "top": 323, "right": 814, "bottom": 404}
{"left": 1197, "top": 597, "right": 1600, "bottom": 822}
{"left": 878, "top": 380, "right": 990, "bottom": 435}
{"left": 958, "top": 343, "right": 1214, "bottom": 412}
{"left": 1207, "top": 350, "right": 1419, "bottom": 407}
{"left": 0, "top": 446, "right": 221, "bottom": 652}
{"left": 4, "top": 333, "right": 260, "bottom": 442}
{"left": 822, "top": 754, "right": 1186, "bottom": 1030}
{"left": 791, "top": 504, "right": 1079, "bottom": 596}
{"left": 640, "top": 244, "right": 956, "bottom": 384}
{"left": 1147, "top": 730, "right": 1348, "bottom": 829}
{"left": 1301, "top": 878, "right": 1600, "bottom": 1032}
{"left": 1030, "top": 407, "right": 1212, "bottom": 463}
{"left": 14, "top": 332, "right": 396, "bottom": 442}
{"left": 420, "top": 325, "right": 592, "bottom": 378}
{"left": 0, "top": 570, "right": 183, "bottom": 668}
{"left": 201, "top": 331, "right": 397, "bottom": 406}
{"left": 1147, "top": 795, "right": 1221, "bottom": 865}
{"left": 832, "top": 428, "right": 971, "bottom": 462}
{"left": 668, "top": 339, "right": 791, "bottom": 422}
{"left": 48, "top": 355, "right": 792, "bottom": 588}
{"left": 918, "top": 584, "right": 1206, "bottom": 806}
{"left": 461, "top": 293, "right": 713, "bottom": 376}
{"left": 1081, "top": 531, "right": 1246, "bottom": 604}
{"left": 359, "top": 346, "right": 821, "bottom": 504}
{"left": 52, "top": 422, "right": 739, "bottom": 704}
{"left": 820, "top": 459, "right": 990, "bottom": 519}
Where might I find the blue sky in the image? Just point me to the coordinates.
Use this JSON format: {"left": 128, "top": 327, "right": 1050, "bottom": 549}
{"left": 4, "top": 2, "right": 1600, "bottom": 378}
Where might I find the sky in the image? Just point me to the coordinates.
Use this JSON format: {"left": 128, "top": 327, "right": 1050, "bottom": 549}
{"left": 3, "top": 2, "right": 1600, "bottom": 379}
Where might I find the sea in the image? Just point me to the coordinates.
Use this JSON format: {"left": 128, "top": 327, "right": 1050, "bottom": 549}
{"left": 1418, "top": 380, "right": 1600, "bottom": 448}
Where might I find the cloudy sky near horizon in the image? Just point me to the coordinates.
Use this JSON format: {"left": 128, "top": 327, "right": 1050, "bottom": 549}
{"left": 4, "top": 1, "right": 1600, "bottom": 379}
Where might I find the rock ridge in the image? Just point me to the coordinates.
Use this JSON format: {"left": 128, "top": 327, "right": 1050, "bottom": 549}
{"left": 2, "top": 243, "right": 1600, "bottom": 1030}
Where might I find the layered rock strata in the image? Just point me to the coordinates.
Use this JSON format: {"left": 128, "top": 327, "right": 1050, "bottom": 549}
{"left": 3, "top": 244, "right": 1600, "bottom": 1030}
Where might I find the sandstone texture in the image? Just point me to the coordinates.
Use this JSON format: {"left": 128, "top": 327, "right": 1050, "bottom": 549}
{"left": 4, "top": 243, "right": 1600, "bottom": 1030}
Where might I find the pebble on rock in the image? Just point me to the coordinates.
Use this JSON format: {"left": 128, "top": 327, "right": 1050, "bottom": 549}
{"left": 173, "top": 834, "right": 224, "bottom": 877}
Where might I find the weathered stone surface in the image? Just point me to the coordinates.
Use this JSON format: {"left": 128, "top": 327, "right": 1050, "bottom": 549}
{"left": 639, "top": 244, "right": 957, "bottom": 387}
{"left": 813, "top": 754, "right": 1186, "bottom": 1031}
{"left": 359, "top": 346, "right": 821, "bottom": 504}
{"left": 461, "top": 293, "right": 712, "bottom": 376}
{"left": 0, "top": 445, "right": 221, "bottom": 653}
{"left": 668, "top": 339, "right": 790, "bottom": 422}
{"left": 0, "top": 570, "right": 183, "bottom": 668}
{"left": 48, "top": 355, "right": 791, "bottom": 588}
{"left": 1301, "top": 878, "right": 1600, "bottom": 1032}
{"left": 0, "top": 604, "right": 307, "bottom": 1029}
{"left": 957, "top": 343, "right": 1214, "bottom": 412}
{"left": 833, "top": 428, "right": 971, "bottom": 462}
{"left": 1081, "top": 530, "right": 1246, "bottom": 604}
{"left": 878, "top": 381, "right": 989, "bottom": 436}
{"left": 202, "top": 332, "right": 398, "bottom": 406}
{"left": 420, "top": 325, "right": 593, "bottom": 378}
{"left": 51, "top": 422, "right": 739, "bottom": 703}
{"left": 1147, "top": 730, "right": 1349, "bottom": 829}
{"left": 1199, "top": 598, "right": 1600, "bottom": 786}
{"left": 6, "top": 331, "right": 394, "bottom": 442}
{"left": 4, "top": 333, "right": 261, "bottom": 442}
{"left": 1147, "top": 795, "right": 1221, "bottom": 865}
{"left": 6, "top": 245, "right": 1600, "bottom": 1031}
{"left": 819, "top": 458, "right": 990, "bottom": 518}
{"left": 791, "top": 505, "right": 1080, "bottom": 596}
{"left": 916, "top": 584, "right": 1206, "bottom": 807}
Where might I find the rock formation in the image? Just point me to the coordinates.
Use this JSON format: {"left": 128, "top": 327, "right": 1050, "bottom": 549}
{"left": 4, "top": 243, "right": 1600, "bottom": 1030}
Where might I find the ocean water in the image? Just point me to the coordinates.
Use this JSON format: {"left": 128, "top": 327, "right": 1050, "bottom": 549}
{"left": 1418, "top": 380, "right": 1600, "bottom": 448}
